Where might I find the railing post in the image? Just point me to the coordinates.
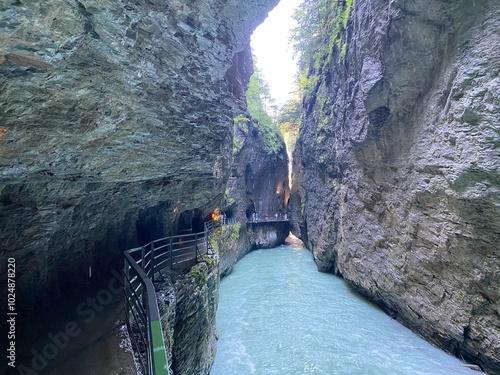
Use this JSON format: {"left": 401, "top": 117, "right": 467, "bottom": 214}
{"left": 150, "top": 242, "right": 155, "bottom": 281}
{"left": 124, "top": 258, "right": 129, "bottom": 321}
{"left": 195, "top": 233, "right": 198, "bottom": 263}
{"left": 142, "top": 285, "right": 150, "bottom": 371}
{"left": 205, "top": 227, "right": 209, "bottom": 254}
{"left": 169, "top": 236, "right": 173, "bottom": 270}
{"left": 141, "top": 246, "right": 145, "bottom": 269}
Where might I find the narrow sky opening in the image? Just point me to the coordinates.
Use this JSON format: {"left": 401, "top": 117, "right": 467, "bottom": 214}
{"left": 251, "top": 0, "right": 302, "bottom": 108}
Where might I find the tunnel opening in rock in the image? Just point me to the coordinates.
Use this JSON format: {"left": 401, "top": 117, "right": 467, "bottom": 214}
{"left": 246, "top": 200, "right": 256, "bottom": 219}
{"left": 192, "top": 211, "right": 205, "bottom": 232}
{"left": 178, "top": 209, "right": 205, "bottom": 234}
{"left": 136, "top": 202, "right": 170, "bottom": 245}
{"left": 222, "top": 204, "right": 236, "bottom": 219}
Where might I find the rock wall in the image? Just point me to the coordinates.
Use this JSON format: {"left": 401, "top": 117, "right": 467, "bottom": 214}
{"left": 0, "top": 0, "right": 279, "bottom": 311}
{"left": 216, "top": 107, "right": 290, "bottom": 272}
{"left": 210, "top": 223, "right": 244, "bottom": 277}
{"left": 157, "top": 252, "right": 219, "bottom": 375}
{"left": 246, "top": 221, "right": 289, "bottom": 249}
{"left": 226, "top": 118, "right": 289, "bottom": 222}
{"left": 294, "top": 0, "right": 500, "bottom": 372}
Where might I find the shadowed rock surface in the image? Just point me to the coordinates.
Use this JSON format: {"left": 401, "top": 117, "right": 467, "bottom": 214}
{"left": 294, "top": 0, "right": 500, "bottom": 372}
{"left": 156, "top": 252, "right": 219, "bottom": 375}
{"left": 218, "top": 114, "right": 290, "bottom": 276}
{"left": 0, "top": 0, "right": 279, "bottom": 313}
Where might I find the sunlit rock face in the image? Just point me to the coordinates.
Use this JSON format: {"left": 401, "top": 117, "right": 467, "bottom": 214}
{"left": 294, "top": 0, "right": 500, "bottom": 372}
{"left": 0, "top": 0, "right": 279, "bottom": 312}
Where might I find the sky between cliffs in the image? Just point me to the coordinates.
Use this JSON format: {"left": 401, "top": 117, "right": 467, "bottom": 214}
{"left": 251, "top": 0, "right": 302, "bottom": 108}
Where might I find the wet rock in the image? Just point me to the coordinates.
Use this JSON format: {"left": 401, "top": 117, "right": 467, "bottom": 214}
{"left": 247, "top": 221, "right": 289, "bottom": 249}
{"left": 294, "top": 0, "right": 500, "bottom": 373}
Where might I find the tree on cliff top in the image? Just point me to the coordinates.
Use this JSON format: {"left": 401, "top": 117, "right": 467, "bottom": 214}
{"left": 292, "top": 0, "right": 353, "bottom": 74}
{"left": 246, "top": 65, "right": 284, "bottom": 156}
{"left": 277, "top": 90, "right": 301, "bottom": 152}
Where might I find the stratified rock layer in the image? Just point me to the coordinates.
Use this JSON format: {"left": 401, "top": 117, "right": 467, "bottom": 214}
{"left": 295, "top": 0, "right": 500, "bottom": 372}
{"left": 0, "top": 0, "right": 278, "bottom": 311}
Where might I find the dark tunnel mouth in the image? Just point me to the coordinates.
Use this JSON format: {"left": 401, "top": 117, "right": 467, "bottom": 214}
{"left": 245, "top": 200, "right": 256, "bottom": 219}
{"left": 136, "top": 202, "right": 170, "bottom": 245}
{"left": 178, "top": 209, "right": 205, "bottom": 234}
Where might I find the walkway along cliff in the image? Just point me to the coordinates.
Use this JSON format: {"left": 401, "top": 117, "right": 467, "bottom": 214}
{"left": 1, "top": 0, "right": 498, "bottom": 374}
{"left": 292, "top": 0, "right": 500, "bottom": 373}
{"left": 0, "top": 1, "right": 280, "bottom": 374}
{"left": 0, "top": 0, "right": 279, "bottom": 313}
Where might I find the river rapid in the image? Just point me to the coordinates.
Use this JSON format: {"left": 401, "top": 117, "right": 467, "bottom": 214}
{"left": 211, "top": 242, "right": 481, "bottom": 375}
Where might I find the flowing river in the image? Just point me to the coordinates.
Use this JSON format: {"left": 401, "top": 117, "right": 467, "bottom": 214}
{"left": 211, "top": 242, "right": 480, "bottom": 375}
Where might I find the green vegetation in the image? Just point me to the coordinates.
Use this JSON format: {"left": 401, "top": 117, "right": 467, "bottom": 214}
{"left": 246, "top": 65, "right": 284, "bottom": 156}
{"left": 291, "top": 0, "right": 354, "bottom": 101}
{"left": 209, "top": 222, "right": 241, "bottom": 253}
{"left": 233, "top": 136, "right": 244, "bottom": 155}
{"left": 292, "top": 0, "right": 354, "bottom": 73}
{"left": 288, "top": 0, "right": 354, "bottom": 153}
{"left": 233, "top": 115, "right": 250, "bottom": 154}
{"left": 277, "top": 89, "right": 301, "bottom": 153}
{"left": 189, "top": 264, "right": 206, "bottom": 285}
{"left": 188, "top": 255, "right": 216, "bottom": 285}
{"left": 200, "top": 254, "right": 216, "bottom": 268}
{"left": 234, "top": 114, "right": 250, "bottom": 134}
{"left": 245, "top": 0, "right": 356, "bottom": 158}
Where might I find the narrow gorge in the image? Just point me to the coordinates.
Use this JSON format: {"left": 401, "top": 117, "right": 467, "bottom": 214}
{"left": 292, "top": 0, "right": 500, "bottom": 373}
{"left": 0, "top": 0, "right": 498, "bottom": 374}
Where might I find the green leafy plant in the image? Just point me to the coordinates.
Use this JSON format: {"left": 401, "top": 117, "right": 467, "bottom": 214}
{"left": 233, "top": 137, "right": 244, "bottom": 155}
{"left": 292, "top": 0, "right": 353, "bottom": 70}
{"left": 234, "top": 114, "right": 250, "bottom": 134}
{"left": 246, "top": 66, "right": 284, "bottom": 156}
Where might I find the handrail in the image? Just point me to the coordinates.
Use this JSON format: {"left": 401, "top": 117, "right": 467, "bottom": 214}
{"left": 248, "top": 214, "right": 289, "bottom": 223}
{"left": 220, "top": 216, "right": 237, "bottom": 226}
{"left": 124, "top": 222, "right": 215, "bottom": 375}
{"left": 124, "top": 252, "right": 169, "bottom": 375}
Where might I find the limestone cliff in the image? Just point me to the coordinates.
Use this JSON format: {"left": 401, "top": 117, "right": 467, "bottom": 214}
{"left": 227, "top": 117, "right": 289, "bottom": 223}
{"left": 294, "top": 0, "right": 500, "bottom": 372}
{"left": 0, "top": 0, "right": 279, "bottom": 312}
{"left": 218, "top": 115, "right": 289, "bottom": 275}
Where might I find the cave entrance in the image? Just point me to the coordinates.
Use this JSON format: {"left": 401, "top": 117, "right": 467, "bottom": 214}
{"left": 246, "top": 200, "right": 256, "bottom": 220}
{"left": 223, "top": 206, "right": 236, "bottom": 220}
{"left": 177, "top": 209, "right": 205, "bottom": 235}
{"left": 136, "top": 202, "right": 170, "bottom": 245}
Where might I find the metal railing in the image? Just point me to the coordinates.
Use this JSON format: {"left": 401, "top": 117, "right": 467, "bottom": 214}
{"left": 220, "top": 216, "right": 237, "bottom": 226}
{"left": 124, "top": 253, "right": 169, "bottom": 374}
{"left": 124, "top": 225, "right": 213, "bottom": 375}
{"left": 248, "top": 213, "right": 289, "bottom": 223}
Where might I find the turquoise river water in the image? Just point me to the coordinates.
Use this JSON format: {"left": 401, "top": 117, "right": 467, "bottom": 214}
{"left": 211, "top": 243, "right": 480, "bottom": 375}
